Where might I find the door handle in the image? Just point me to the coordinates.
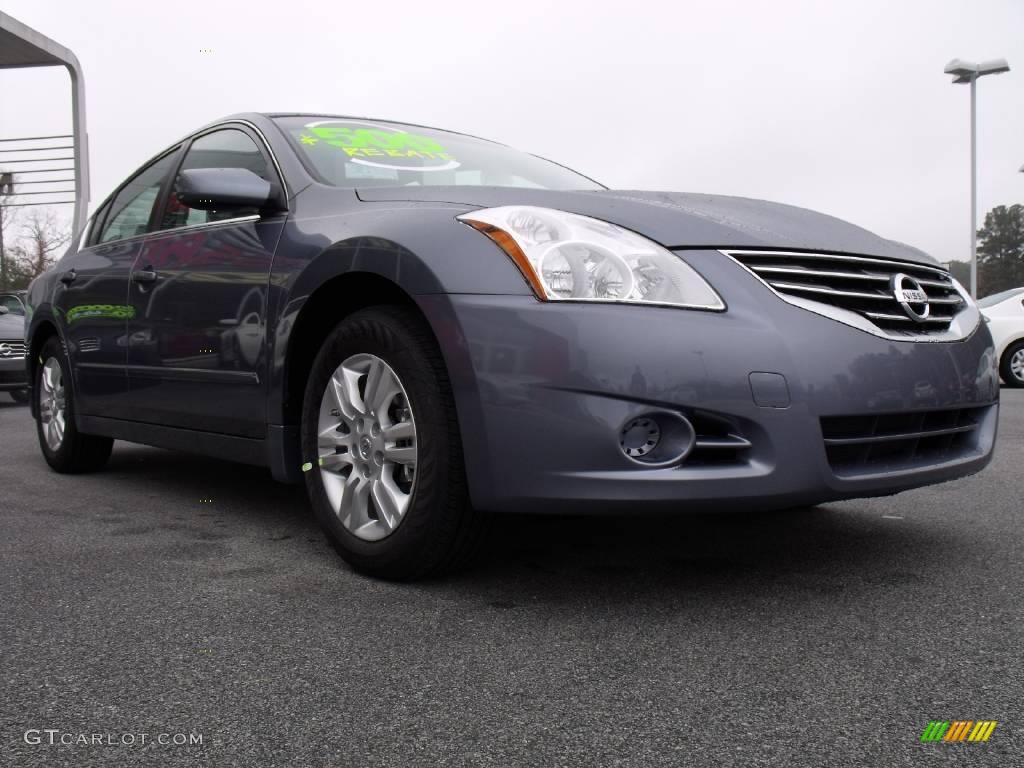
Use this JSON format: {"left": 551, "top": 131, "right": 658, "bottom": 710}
{"left": 59, "top": 269, "right": 77, "bottom": 285}
{"left": 131, "top": 269, "right": 158, "bottom": 285}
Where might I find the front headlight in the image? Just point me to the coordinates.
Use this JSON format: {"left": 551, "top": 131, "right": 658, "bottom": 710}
{"left": 457, "top": 206, "right": 725, "bottom": 310}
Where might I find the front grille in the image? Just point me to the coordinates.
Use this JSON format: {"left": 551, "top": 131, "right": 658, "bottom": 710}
{"left": 0, "top": 340, "right": 27, "bottom": 359}
{"left": 821, "top": 406, "right": 990, "bottom": 476}
{"left": 725, "top": 250, "right": 965, "bottom": 337}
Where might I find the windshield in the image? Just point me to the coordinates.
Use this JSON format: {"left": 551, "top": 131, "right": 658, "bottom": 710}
{"left": 978, "top": 287, "right": 1024, "bottom": 308}
{"left": 273, "top": 116, "right": 604, "bottom": 191}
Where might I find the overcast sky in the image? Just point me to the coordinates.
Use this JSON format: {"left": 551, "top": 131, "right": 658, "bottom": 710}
{"left": 1, "top": 0, "right": 1021, "bottom": 266}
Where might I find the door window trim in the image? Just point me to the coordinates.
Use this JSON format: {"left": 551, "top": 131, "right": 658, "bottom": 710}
{"left": 84, "top": 199, "right": 111, "bottom": 249}
{"left": 144, "top": 213, "right": 262, "bottom": 244}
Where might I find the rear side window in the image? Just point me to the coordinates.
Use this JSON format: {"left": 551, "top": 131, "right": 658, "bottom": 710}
{"left": 98, "top": 152, "right": 179, "bottom": 244}
{"left": 159, "top": 129, "right": 271, "bottom": 231}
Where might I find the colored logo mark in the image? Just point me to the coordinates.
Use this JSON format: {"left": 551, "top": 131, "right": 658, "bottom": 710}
{"left": 920, "top": 720, "right": 997, "bottom": 742}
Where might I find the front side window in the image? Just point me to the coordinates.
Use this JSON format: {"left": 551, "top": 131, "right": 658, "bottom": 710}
{"left": 98, "top": 151, "right": 179, "bottom": 244}
{"left": 273, "top": 116, "right": 604, "bottom": 191}
{"left": 160, "top": 129, "right": 271, "bottom": 230}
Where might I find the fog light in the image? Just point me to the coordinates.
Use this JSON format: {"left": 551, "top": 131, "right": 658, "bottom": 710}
{"left": 618, "top": 412, "right": 696, "bottom": 467}
{"left": 620, "top": 417, "right": 660, "bottom": 458}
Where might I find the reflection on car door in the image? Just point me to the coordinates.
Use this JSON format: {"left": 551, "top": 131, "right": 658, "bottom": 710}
{"left": 54, "top": 149, "right": 181, "bottom": 417}
{"left": 123, "top": 127, "right": 286, "bottom": 438}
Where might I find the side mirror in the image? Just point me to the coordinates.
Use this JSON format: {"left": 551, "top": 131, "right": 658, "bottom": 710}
{"left": 175, "top": 168, "right": 280, "bottom": 212}
{"left": 0, "top": 306, "right": 8, "bottom": 315}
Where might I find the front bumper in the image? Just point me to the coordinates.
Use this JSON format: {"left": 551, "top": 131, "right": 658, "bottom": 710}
{"left": 417, "top": 251, "right": 999, "bottom": 514}
{"left": 0, "top": 355, "right": 28, "bottom": 391}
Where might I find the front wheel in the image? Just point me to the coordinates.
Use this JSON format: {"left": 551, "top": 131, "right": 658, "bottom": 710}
{"left": 9, "top": 388, "right": 29, "bottom": 404}
{"left": 35, "top": 336, "right": 113, "bottom": 473}
{"left": 301, "top": 306, "right": 485, "bottom": 580}
{"left": 1000, "top": 341, "right": 1024, "bottom": 388}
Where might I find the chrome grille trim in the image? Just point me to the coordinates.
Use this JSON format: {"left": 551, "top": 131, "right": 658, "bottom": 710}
{"left": 721, "top": 249, "right": 980, "bottom": 342}
{"left": 0, "top": 340, "right": 27, "bottom": 358}
{"left": 769, "top": 282, "right": 897, "bottom": 301}
{"left": 863, "top": 312, "right": 951, "bottom": 324}
{"left": 693, "top": 434, "right": 752, "bottom": 450}
{"left": 686, "top": 411, "right": 752, "bottom": 466}
{"left": 736, "top": 250, "right": 951, "bottom": 275}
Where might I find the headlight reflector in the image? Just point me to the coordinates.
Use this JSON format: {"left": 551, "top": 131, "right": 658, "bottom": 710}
{"left": 458, "top": 206, "right": 724, "bottom": 310}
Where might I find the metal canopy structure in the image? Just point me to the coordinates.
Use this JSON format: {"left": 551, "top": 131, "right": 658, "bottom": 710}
{"left": 0, "top": 11, "right": 88, "bottom": 234}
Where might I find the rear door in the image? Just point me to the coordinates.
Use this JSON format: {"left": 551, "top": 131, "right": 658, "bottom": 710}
{"left": 54, "top": 149, "right": 181, "bottom": 417}
{"left": 123, "top": 126, "right": 286, "bottom": 437}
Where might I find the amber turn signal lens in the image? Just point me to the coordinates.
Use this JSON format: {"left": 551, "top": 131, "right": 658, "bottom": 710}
{"left": 461, "top": 219, "right": 549, "bottom": 300}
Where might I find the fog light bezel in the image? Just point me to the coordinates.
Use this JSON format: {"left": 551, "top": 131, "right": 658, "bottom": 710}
{"left": 618, "top": 411, "right": 696, "bottom": 467}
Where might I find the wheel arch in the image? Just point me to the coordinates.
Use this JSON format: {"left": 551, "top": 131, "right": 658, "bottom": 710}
{"left": 27, "top": 316, "right": 63, "bottom": 420}
{"left": 278, "top": 270, "right": 438, "bottom": 429}
{"left": 999, "top": 333, "right": 1024, "bottom": 384}
{"left": 998, "top": 331, "right": 1024, "bottom": 360}
{"left": 264, "top": 217, "right": 507, "bottom": 486}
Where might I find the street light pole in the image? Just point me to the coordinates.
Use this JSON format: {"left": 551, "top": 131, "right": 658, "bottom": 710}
{"left": 944, "top": 57, "right": 1011, "bottom": 299}
{"left": 970, "top": 75, "right": 978, "bottom": 299}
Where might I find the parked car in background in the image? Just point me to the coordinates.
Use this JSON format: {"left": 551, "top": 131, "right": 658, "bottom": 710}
{"left": 980, "top": 287, "right": 1024, "bottom": 387}
{"left": 0, "top": 290, "right": 27, "bottom": 316}
{"left": 24, "top": 113, "right": 1000, "bottom": 579}
{"left": 0, "top": 298, "right": 29, "bottom": 403}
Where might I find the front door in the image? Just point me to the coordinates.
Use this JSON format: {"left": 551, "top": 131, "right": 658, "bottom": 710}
{"left": 123, "top": 127, "right": 285, "bottom": 438}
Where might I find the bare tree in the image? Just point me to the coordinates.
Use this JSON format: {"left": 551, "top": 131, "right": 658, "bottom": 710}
{"left": 10, "top": 209, "right": 70, "bottom": 287}
{"left": 0, "top": 201, "right": 18, "bottom": 290}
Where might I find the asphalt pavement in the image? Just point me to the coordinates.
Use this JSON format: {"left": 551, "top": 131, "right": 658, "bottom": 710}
{"left": 1, "top": 390, "right": 1022, "bottom": 767}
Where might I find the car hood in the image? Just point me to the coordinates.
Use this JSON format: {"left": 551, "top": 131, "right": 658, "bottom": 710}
{"left": 356, "top": 187, "right": 939, "bottom": 266}
{"left": 0, "top": 312, "right": 25, "bottom": 339}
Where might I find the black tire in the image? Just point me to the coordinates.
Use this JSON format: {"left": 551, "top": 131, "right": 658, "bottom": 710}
{"left": 35, "top": 336, "right": 113, "bottom": 473}
{"left": 301, "top": 306, "right": 485, "bottom": 580}
{"left": 9, "top": 388, "right": 29, "bottom": 404}
{"left": 1000, "top": 340, "right": 1024, "bottom": 388}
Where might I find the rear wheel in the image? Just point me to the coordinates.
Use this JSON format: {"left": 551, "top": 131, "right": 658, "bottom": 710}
{"left": 35, "top": 336, "right": 113, "bottom": 473}
{"left": 301, "top": 306, "right": 485, "bottom": 580}
{"left": 9, "top": 388, "right": 29, "bottom": 404}
{"left": 1000, "top": 341, "right": 1024, "bottom": 388}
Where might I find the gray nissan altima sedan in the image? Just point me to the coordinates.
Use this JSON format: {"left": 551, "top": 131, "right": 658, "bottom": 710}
{"left": 25, "top": 113, "right": 999, "bottom": 579}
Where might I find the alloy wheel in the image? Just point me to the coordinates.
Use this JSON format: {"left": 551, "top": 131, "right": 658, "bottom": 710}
{"left": 1012, "top": 348, "right": 1024, "bottom": 383}
{"left": 39, "top": 357, "right": 66, "bottom": 451}
{"left": 316, "top": 353, "right": 417, "bottom": 541}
